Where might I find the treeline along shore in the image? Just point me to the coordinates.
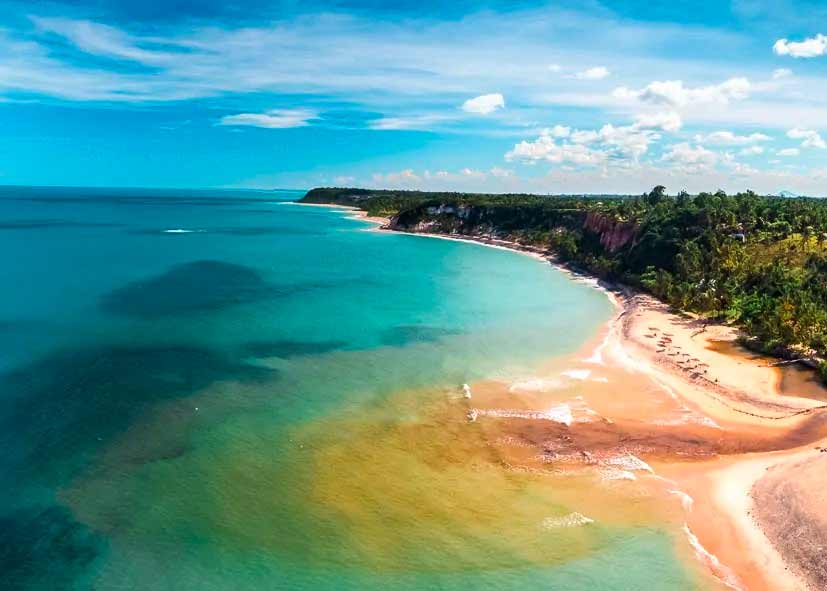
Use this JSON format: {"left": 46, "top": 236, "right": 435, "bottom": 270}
{"left": 300, "top": 186, "right": 827, "bottom": 384}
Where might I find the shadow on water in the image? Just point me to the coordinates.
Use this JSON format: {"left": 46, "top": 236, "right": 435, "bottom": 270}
{"left": 99, "top": 260, "right": 275, "bottom": 318}
{"left": 0, "top": 220, "right": 123, "bottom": 231}
{"left": 0, "top": 343, "right": 279, "bottom": 590}
{"left": 380, "top": 325, "right": 464, "bottom": 347}
{"left": 99, "top": 260, "right": 383, "bottom": 319}
{"left": 0, "top": 343, "right": 276, "bottom": 487}
{"left": 0, "top": 505, "right": 103, "bottom": 591}
{"left": 241, "top": 340, "right": 348, "bottom": 358}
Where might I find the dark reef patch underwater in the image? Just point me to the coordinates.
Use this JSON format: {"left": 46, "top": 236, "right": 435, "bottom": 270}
{"left": 0, "top": 343, "right": 275, "bottom": 487}
{"left": 380, "top": 324, "right": 464, "bottom": 346}
{"left": 99, "top": 260, "right": 274, "bottom": 318}
{"left": 0, "top": 505, "right": 103, "bottom": 591}
{"left": 240, "top": 339, "right": 348, "bottom": 358}
{"left": 0, "top": 343, "right": 277, "bottom": 590}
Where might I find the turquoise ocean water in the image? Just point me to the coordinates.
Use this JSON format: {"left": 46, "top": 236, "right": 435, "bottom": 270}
{"left": 0, "top": 187, "right": 707, "bottom": 590}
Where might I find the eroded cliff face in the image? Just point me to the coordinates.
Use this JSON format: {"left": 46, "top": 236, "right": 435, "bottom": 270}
{"left": 389, "top": 204, "right": 491, "bottom": 235}
{"left": 390, "top": 204, "right": 639, "bottom": 255}
{"left": 582, "top": 211, "right": 639, "bottom": 253}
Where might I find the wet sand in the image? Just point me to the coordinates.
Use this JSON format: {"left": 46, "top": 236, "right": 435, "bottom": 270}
{"left": 751, "top": 449, "right": 827, "bottom": 590}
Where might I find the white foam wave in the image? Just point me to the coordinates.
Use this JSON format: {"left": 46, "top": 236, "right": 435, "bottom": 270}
{"left": 583, "top": 296, "right": 622, "bottom": 365}
{"left": 472, "top": 403, "right": 573, "bottom": 426}
{"left": 508, "top": 378, "right": 565, "bottom": 393}
{"left": 562, "top": 369, "right": 592, "bottom": 381}
{"left": 584, "top": 332, "right": 610, "bottom": 365}
{"left": 541, "top": 512, "right": 594, "bottom": 529}
{"left": 599, "top": 468, "right": 637, "bottom": 481}
{"left": 652, "top": 413, "right": 721, "bottom": 429}
{"left": 682, "top": 524, "right": 744, "bottom": 590}
{"left": 546, "top": 404, "right": 574, "bottom": 426}
{"left": 604, "top": 453, "right": 654, "bottom": 473}
{"left": 162, "top": 228, "right": 205, "bottom": 233}
{"left": 668, "top": 489, "right": 695, "bottom": 512}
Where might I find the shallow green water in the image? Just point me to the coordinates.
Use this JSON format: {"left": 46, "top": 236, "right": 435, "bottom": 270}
{"left": 0, "top": 187, "right": 707, "bottom": 589}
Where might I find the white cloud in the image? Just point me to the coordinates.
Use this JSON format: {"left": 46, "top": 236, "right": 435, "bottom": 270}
{"left": 368, "top": 166, "right": 517, "bottom": 190}
{"left": 218, "top": 109, "right": 316, "bottom": 129}
{"left": 540, "top": 124, "right": 571, "bottom": 138}
{"left": 772, "top": 68, "right": 792, "bottom": 79}
{"left": 661, "top": 143, "right": 722, "bottom": 173}
{"left": 506, "top": 112, "right": 681, "bottom": 168}
{"left": 612, "top": 77, "right": 751, "bottom": 107}
{"left": 360, "top": 161, "right": 827, "bottom": 196}
{"left": 3, "top": 10, "right": 825, "bottom": 139}
{"left": 372, "top": 169, "right": 421, "bottom": 187}
{"left": 506, "top": 135, "right": 607, "bottom": 166}
{"left": 460, "top": 167, "right": 486, "bottom": 179}
{"left": 369, "top": 114, "right": 447, "bottom": 130}
{"left": 633, "top": 111, "right": 682, "bottom": 132}
{"left": 787, "top": 128, "right": 826, "bottom": 149}
{"left": 693, "top": 131, "right": 771, "bottom": 145}
{"left": 489, "top": 166, "right": 514, "bottom": 177}
{"left": 569, "top": 129, "right": 599, "bottom": 144}
{"left": 773, "top": 34, "right": 827, "bottom": 58}
{"left": 739, "top": 146, "right": 765, "bottom": 156}
{"left": 777, "top": 148, "right": 800, "bottom": 156}
{"left": 461, "top": 93, "right": 505, "bottom": 114}
{"left": 10, "top": 9, "right": 827, "bottom": 195}
{"left": 592, "top": 124, "right": 656, "bottom": 160}
{"left": 30, "top": 16, "right": 171, "bottom": 65}
{"left": 575, "top": 66, "right": 610, "bottom": 80}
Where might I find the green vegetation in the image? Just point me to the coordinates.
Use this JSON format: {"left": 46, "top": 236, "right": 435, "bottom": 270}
{"left": 300, "top": 186, "right": 827, "bottom": 373}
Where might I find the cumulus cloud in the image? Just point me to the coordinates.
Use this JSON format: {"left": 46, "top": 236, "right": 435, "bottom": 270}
{"left": 219, "top": 109, "right": 316, "bottom": 129}
{"left": 661, "top": 143, "right": 723, "bottom": 173}
{"left": 548, "top": 64, "right": 562, "bottom": 72}
{"left": 772, "top": 68, "right": 792, "bottom": 79}
{"left": 461, "top": 93, "right": 505, "bottom": 114}
{"left": 633, "top": 111, "right": 683, "bottom": 132}
{"left": 540, "top": 125, "right": 571, "bottom": 138}
{"left": 372, "top": 169, "right": 422, "bottom": 186}
{"left": 506, "top": 112, "right": 682, "bottom": 168}
{"left": 612, "top": 77, "right": 750, "bottom": 107}
{"left": 575, "top": 66, "right": 610, "bottom": 80}
{"left": 777, "top": 148, "right": 800, "bottom": 156}
{"left": 773, "top": 34, "right": 827, "bottom": 58}
{"left": 739, "top": 146, "right": 765, "bottom": 156}
{"left": 693, "top": 131, "right": 771, "bottom": 145}
{"left": 506, "top": 135, "right": 606, "bottom": 166}
{"left": 489, "top": 166, "right": 514, "bottom": 177}
{"left": 369, "top": 166, "right": 516, "bottom": 190}
{"left": 787, "top": 128, "right": 826, "bottom": 149}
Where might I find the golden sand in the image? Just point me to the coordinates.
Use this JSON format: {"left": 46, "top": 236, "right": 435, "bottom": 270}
{"left": 364, "top": 227, "right": 827, "bottom": 589}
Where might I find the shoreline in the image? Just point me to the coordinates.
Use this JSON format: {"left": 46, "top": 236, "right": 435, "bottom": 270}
{"left": 337, "top": 212, "right": 827, "bottom": 590}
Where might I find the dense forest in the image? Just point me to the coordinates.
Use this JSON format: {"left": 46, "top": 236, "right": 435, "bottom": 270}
{"left": 301, "top": 187, "right": 827, "bottom": 380}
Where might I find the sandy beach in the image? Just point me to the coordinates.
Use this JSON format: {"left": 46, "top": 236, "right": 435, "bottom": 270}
{"left": 374, "top": 224, "right": 827, "bottom": 591}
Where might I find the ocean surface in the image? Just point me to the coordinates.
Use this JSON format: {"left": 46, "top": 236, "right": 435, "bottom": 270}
{"left": 0, "top": 187, "right": 709, "bottom": 590}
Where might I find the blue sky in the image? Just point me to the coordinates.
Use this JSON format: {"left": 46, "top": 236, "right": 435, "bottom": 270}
{"left": 2, "top": 0, "right": 827, "bottom": 194}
